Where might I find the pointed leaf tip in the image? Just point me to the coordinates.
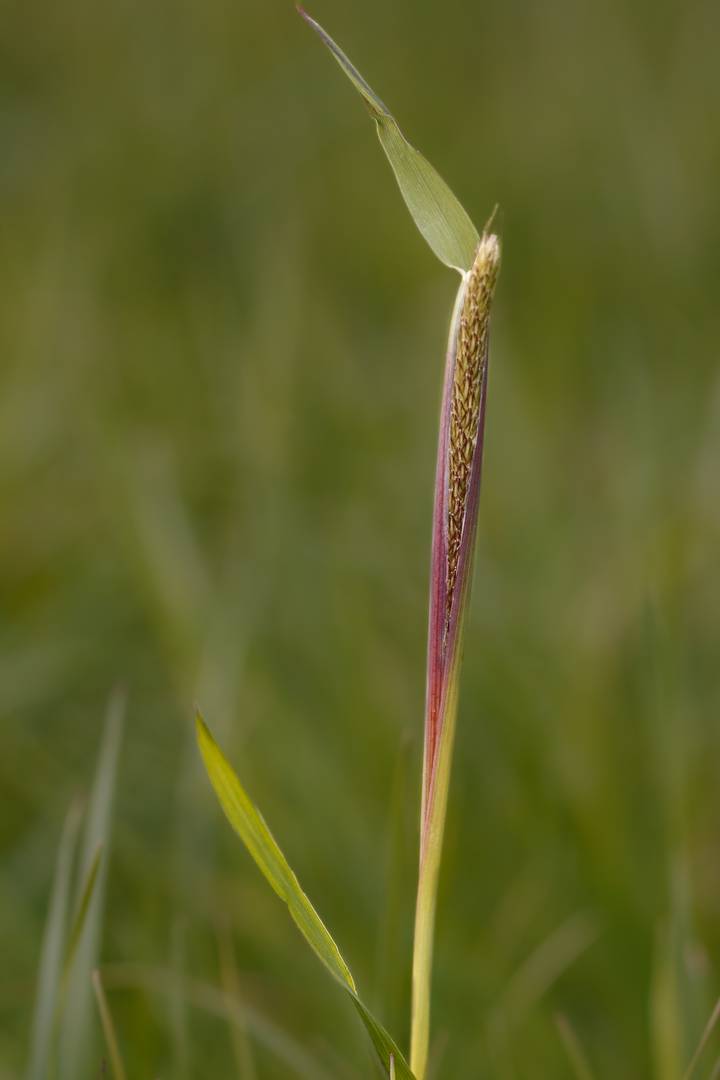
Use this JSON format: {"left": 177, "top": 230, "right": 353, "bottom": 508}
{"left": 299, "top": 11, "right": 480, "bottom": 272}
{"left": 195, "top": 711, "right": 356, "bottom": 990}
{"left": 195, "top": 710, "right": 208, "bottom": 740}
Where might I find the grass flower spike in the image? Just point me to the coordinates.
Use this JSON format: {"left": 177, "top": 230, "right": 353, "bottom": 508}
{"left": 196, "top": 11, "right": 500, "bottom": 1079}
{"left": 415, "top": 232, "right": 499, "bottom": 1077}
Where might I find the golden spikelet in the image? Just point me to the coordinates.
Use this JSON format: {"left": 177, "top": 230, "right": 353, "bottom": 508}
{"left": 446, "top": 234, "right": 501, "bottom": 622}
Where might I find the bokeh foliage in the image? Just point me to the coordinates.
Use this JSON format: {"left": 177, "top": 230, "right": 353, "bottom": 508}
{"left": 2, "top": 0, "right": 720, "bottom": 1076}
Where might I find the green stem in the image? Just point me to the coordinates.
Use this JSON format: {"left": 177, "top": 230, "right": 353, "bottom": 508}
{"left": 410, "top": 674, "right": 461, "bottom": 1078}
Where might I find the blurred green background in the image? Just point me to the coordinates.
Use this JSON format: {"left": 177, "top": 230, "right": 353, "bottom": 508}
{"left": 2, "top": 0, "right": 720, "bottom": 1076}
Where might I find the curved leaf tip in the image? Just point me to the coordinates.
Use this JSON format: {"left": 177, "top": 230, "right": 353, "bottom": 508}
{"left": 299, "top": 8, "right": 480, "bottom": 272}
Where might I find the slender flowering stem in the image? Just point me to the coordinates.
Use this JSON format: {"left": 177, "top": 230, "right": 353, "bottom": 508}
{"left": 411, "top": 234, "right": 500, "bottom": 1080}
{"left": 291, "top": 14, "right": 500, "bottom": 1075}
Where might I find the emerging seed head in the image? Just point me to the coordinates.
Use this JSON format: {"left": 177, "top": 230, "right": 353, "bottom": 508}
{"left": 446, "top": 233, "right": 501, "bottom": 623}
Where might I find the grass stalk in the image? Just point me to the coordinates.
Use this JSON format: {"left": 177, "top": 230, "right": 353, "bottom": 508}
{"left": 411, "top": 236, "right": 500, "bottom": 1078}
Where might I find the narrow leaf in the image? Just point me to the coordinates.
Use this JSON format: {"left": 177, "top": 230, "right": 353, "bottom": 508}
{"left": 170, "top": 919, "right": 191, "bottom": 1080}
{"left": 651, "top": 922, "right": 685, "bottom": 1080}
{"left": 196, "top": 714, "right": 353, "bottom": 990}
{"left": 555, "top": 1013, "right": 596, "bottom": 1080}
{"left": 683, "top": 996, "right": 720, "bottom": 1080}
{"left": 26, "top": 801, "right": 82, "bottom": 1080}
{"left": 91, "top": 970, "right": 127, "bottom": 1080}
{"left": 196, "top": 713, "right": 415, "bottom": 1079}
{"left": 63, "top": 843, "right": 103, "bottom": 981}
{"left": 59, "top": 690, "right": 124, "bottom": 1079}
{"left": 102, "top": 961, "right": 336, "bottom": 1080}
{"left": 216, "top": 917, "right": 259, "bottom": 1080}
{"left": 299, "top": 8, "right": 479, "bottom": 273}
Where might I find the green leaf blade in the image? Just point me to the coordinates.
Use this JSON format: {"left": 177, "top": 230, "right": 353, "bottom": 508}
{"left": 63, "top": 844, "right": 103, "bottom": 981}
{"left": 350, "top": 997, "right": 414, "bottom": 1080}
{"left": 299, "top": 8, "right": 480, "bottom": 272}
{"left": 91, "top": 970, "right": 127, "bottom": 1080}
{"left": 298, "top": 6, "right": 389, "bottom": 119}
{"left": 195, "top": 712, "right": 416, "bottom": 1079}
{"left": 196, "top": 714, "right": 355, "bottom": 992}
{"left": 375, "top": 118, "right": 480, "bottom": 273}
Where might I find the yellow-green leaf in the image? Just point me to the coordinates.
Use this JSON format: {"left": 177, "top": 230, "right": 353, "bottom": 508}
{"left": 196, "top": 714, "right": 353, "bottom": 990}
{"left": 299, "top": 9, "right": 479, "bottom": 274}
{"left": 196, "top": 713, "right": 415, "bottom": 1079}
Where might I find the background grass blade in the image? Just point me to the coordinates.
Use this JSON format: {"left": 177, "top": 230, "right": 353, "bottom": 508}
{"left": 555, "top": 1014, "right": 596, "bottom": 1080}
{"left": 26, "top": 800, "right": 82, "bottom": 1080}
{"left": 62, "top": 842, "right": 103, "bottom": 982}
{"left": 169, "top": 919, "right": 191, "bottom": 1080}
{"left": 215, "top": 916, "right": 259, "bottom": 1080}
{"left": 298, "top": 8, "right": 480, "bottom": 273}
{"left": 651, "top": 922, "right": 684, "bottom": 1080}
{"left": 91, "top": 970, "right": 127, "bottom": 1080}
{"left": 58, "top": 690, "right": 125, "bottom": 1079}
{"left": 683, "top": 997, "right": 720, "bottom": 1080}
{"left": 101, "top": 962, "right": 337, "bottom": 1080}
{"left": 196, "top": 713, "right": 415, "bottom": 1079}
